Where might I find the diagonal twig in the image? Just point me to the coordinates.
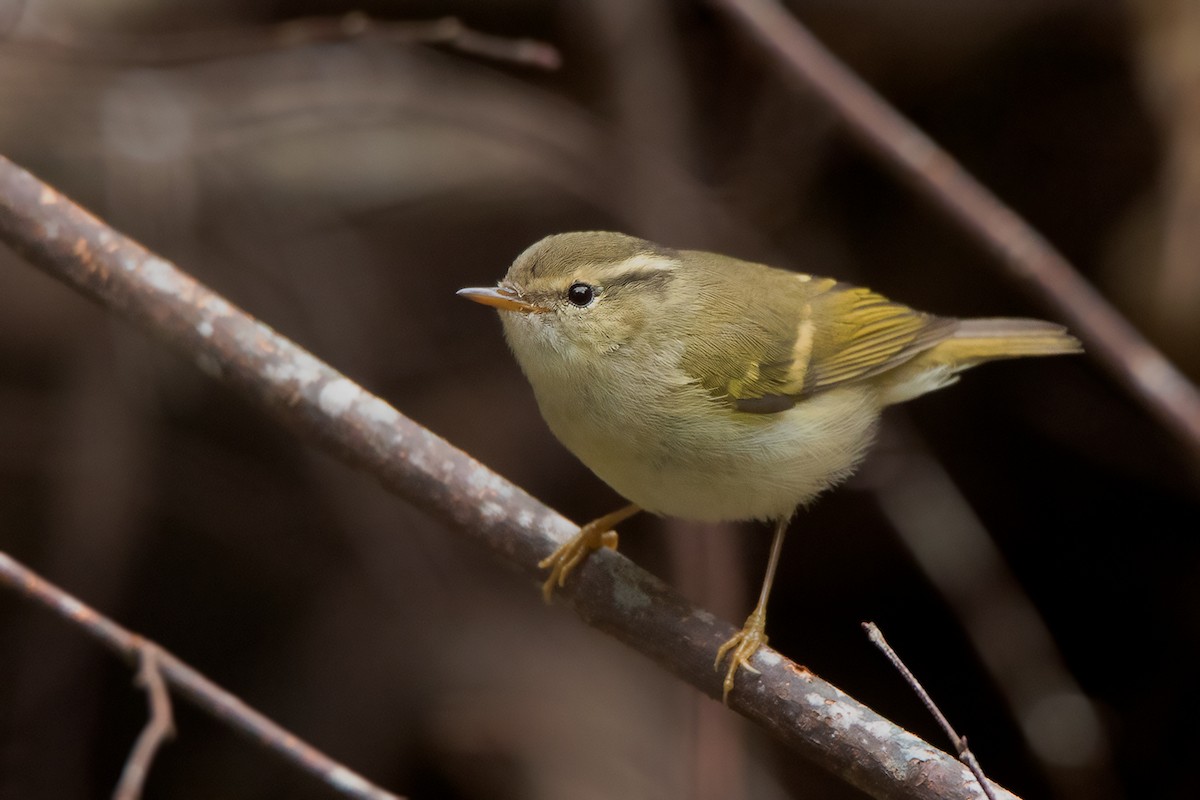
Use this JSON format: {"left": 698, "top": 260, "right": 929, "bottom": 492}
{"left": 868, "top": 418, "right": 1113, "bottom": 795}
{"left": 865, "top": 623, "right": 999, "bottom": 800}
{"left": 0, "top": 550, "right": 403, "bottom": 800}
{"left": 711, "top": 0, "right": 1200, "bottom": 460}
{"left": 0, "top": 154, "right": 1016, "bottom": 800}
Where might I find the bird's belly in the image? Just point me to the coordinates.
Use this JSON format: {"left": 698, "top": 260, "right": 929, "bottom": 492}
{"left": 539, "top": 385, "right": 880, "bottom": 523}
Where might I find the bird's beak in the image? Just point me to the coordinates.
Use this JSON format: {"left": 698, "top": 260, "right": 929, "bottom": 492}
{"left": 457, "top": 286, "right": 546, "bottom": 314}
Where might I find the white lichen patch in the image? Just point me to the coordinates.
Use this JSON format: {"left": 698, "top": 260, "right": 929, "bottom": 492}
{"left": 318, "top": 378, "right": 360, "bottom": 417}
{"left": 264, "top": 351, "right": 325, "bottom": 388}
{"left": 200, "top": 295, "right": 233, "bottom": 318}
{"left": 196, "top": 320, "right": 214, "bottom": 338}
{"left": 864, "top": 719, "right": 896, "bottom": 740}
{"left": 481, "top": 501, "right": 505, "bottom": 521}
{"left": 755, "top": 649, "right": 782, "bottom": 667}
{"left": 466, "top": 466, "right": 516, "bottom": 499}
{"left": 804, "top": 690, "right": 941, "bottom": 772}
{"left": 140, "top": 256, "right": 184, "bottom": 294}
{"left": 824, "top": 698, "right": 867, "bottom": 731}
{"left": 613, "top": 578, "right": 651, "bottom": 611}
{"left": 358, "top": 395, "right": 399, "bottom": 426}
{"left": 898, "top": 735, "right": 940, "bottom": 763}
{"left": 247, "top": 320, "right": 282, "bottom": 347}
{"left": 805, "top": 692, "right": 825, "bottom": 707}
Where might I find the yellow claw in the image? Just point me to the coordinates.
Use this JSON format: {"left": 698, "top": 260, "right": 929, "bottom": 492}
{"left": 537, "top": 504, "right": 639, "bottom": 602}
{"left": 537, "top": 525, "right": 619, "bottom": 602}
{"left": 715, "top": 607, "right": 767, "bottom": 703}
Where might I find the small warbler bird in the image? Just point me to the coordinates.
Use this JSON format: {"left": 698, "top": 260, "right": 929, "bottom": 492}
{"left": 459, "top": 231, "right": 1080, "bottom": 702}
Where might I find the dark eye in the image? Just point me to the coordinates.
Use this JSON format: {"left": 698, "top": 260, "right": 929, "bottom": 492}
{"left": 567, "top": 282, "right": 596, "bottom": 307}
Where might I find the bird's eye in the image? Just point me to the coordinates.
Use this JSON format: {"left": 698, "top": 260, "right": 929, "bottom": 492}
{"left": 567, "top": 283, "right": 596, "bottom": 307}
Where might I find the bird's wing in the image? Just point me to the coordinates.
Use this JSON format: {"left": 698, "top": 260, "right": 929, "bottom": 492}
{"left": 680, "top": 271, "right": 957, "bottom": 414}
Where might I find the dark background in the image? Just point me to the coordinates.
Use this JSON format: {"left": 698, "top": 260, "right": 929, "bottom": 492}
{"left": 1, "top": 1, "right": 1197, "bottom": 798}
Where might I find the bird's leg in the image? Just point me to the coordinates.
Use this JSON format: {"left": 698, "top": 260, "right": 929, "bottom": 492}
{"left": 538, "top": 504, "right": 641, "bottom": 602}
{"left": 715, "top": 516, "right": 789, "bottom": 703}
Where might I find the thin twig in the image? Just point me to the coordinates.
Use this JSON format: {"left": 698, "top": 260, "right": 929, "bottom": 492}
{"left": 0, "top": 155, "right": 1020, "bottom": 800}
{"left": 868, "top": 418, "right": 1113, "bottom": 796}
{"left": 0, "top": 549, "right": 404, "bottom": 800}
{"left": 711, "top": 0, "right": 1200, "bottom": 461}
{"left": 113, "top": 643, "right": 175, "bottom": 800}
{"left": 864, "top": 623, "right": 999, "bottom": 800}
{"left": 18, "top": 13, "right": 561, "bottom": 70}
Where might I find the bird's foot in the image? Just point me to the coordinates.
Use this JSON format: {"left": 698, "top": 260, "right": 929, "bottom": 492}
{"left": 715, "top": 607, "right": 768, "bottom": 703}
{"left": 537, "top": 520, "right": 619, "bottom": 602}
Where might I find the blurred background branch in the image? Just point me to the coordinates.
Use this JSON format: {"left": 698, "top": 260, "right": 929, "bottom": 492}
{"left": 113, "top": 643, "right": 175, "bottom": 800}
{"left": 0, "top": 550, "right": 399, "bottom": 800}
{"left": 17, "top": 12, "right": 561, "bottom": 70}
{"left": 712, "top": 0, "right": 1200, "bottom": 460}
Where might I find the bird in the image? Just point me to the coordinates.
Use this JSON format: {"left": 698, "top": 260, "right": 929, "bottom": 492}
{"left": 458, "top": 230, "right": 1081, "bottom": 702}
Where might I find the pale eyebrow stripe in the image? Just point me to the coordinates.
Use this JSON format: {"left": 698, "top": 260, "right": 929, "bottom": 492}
{"left": 594, "top": 252, "right": 680, "bottom": 281}
{"left": 614, "top": 252, "right": 680, "bottom": 272}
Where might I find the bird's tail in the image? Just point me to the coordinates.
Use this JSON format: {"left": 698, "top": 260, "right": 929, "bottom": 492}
{"left": 878, "top": 318, "right": 1081, "bottom": 406}
{"left": 935, "top": 318, "right": 1082, "bottom": 367}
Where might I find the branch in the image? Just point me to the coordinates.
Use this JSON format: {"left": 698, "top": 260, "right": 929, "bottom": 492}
{"left": 0, "top": 155, "right": 1016, "bottom": 800}
{"left": 711, "top": 0, "right": 1200, "bottom": 460}
{"left": 20, "top": 13, "right": 561, "bottom": 70}
{"left": 0, "top": 550, "right": 403, "bottom": 800}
